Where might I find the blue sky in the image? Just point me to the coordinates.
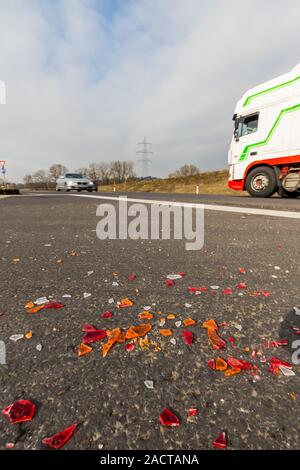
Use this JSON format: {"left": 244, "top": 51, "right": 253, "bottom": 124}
{"left": 0, "top": 0, "right": 300, "bottom": 182}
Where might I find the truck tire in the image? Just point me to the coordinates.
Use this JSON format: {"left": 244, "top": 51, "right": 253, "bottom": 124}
{"left": 245, "top": 166, "right": 277, "bottom": 197}
{"left": 278, "top": 187, "right": 299, "bottom": 198}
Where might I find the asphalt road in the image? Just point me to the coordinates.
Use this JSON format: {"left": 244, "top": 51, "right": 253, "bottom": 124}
{"left": 100, "top": 191, "right": 300, "bottom": 209}
{"left": 0, "top": 192, "right": 299, "bottom": 450}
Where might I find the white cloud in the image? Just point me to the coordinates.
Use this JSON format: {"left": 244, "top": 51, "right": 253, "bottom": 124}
{"left": 0, "top": 0, "right": 300, "bottom": 181}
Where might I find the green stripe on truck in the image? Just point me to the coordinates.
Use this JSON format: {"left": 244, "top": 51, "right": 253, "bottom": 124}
{"left": 243, "top": 75, "right": 300, "bottom": 107}
{"left": 239, "top": 103, "right": 300, "bottom": 161}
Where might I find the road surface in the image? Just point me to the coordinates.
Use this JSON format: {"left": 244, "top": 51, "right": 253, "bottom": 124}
{"left": 0, "top": 192, "right": 299, "bottom": 450}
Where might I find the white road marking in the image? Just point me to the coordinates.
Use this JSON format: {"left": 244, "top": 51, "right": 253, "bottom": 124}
{"left": 22, "top": 192, "right": 300, "bottom": 219}
{"left": 70, "top": 193, "right": 300, "bottom": 220}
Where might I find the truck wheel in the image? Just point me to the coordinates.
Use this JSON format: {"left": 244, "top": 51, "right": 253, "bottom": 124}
{"left": 245, "top": 166, "right": 277, "bottom": 197}
{"left": 278, "top": 187, "right": 299, "bottom": 198}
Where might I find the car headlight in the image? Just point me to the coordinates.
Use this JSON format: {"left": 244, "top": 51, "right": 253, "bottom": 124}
{"left": 88, "top": 181, "right": 93, "bottom": 185}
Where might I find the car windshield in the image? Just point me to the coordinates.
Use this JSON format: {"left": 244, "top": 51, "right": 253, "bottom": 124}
{"left": 65, "top": 173, "right": 83, "bottom": 179}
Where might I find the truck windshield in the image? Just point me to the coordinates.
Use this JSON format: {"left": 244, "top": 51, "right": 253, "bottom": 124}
{"left": 235, "top": 113, "right": 259, "bottom": 138}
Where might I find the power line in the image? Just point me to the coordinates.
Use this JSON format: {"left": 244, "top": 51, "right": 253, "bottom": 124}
{"left": 137, "top": 136, "right": 153, "bottom": 178}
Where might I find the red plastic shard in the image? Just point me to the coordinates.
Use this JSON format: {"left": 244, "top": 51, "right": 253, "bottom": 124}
{"left": 188, "top": 408, "right": 198, "bottom": 417}
{"left": 125, "top": 343, "right": 135, "bottom": 352}
{"left": 227, "top": 357, "right": 252, "bottom": 371}
{"left": 182, "top": 331, "right": 194, "bottom": 345}
{"left": 82, "top": 324, "right": 97, "bottom": 332}
{"left": 42, "top": 424, "right": 77, "bottom": 449}
{"left": 188, "top": 286, "right": 206, "bottom": 293}
{"left": 165, "top": 279, "right": 175, "bottom": 286}
{"left": 177, "top": 272, "right": 186, "bottom": 277}
{"left": 213, "top": 432, "right": 227, "bottom": 449}
{"left": 236, "top": 283, "right": 247, "bottom": 289}
{"left": 159, "top": 408, "right": 180, "bottom": 427}
{"left": 6, "top": 442, "right": 15, "bottom": 449}
{"left": 188, "top": 287, "right": 198, "bottom": 293}
{"left": 128, "top": 273, "right": 137, "bottom": 281}
{"left": 223, "top": 288, "right": 233, "bottom": 295}
{"left": 42, "top": 302, "right": 64, "bottom": 310}
{"left": 272, "top": 340, "right": 288, "bottom": 347}
{"left": 2, "top": 400, "right": 35, "bottom": 424}
{"left": 239, "top": 267, "right": 246, "bottom": 274}
{"left": 262, "top": 290, "right": 270, "bottom": 298}
{"left": 228, "top": 336, "right": 235, "bottom": 343}
{"left": 102, "top": 311, "right": 113, "bottom": 319}
{"left": 83, "top": 330, "right": 107, "bottom": 344}
{"left": 269, "top": 357, "right": 292, "bottom": 369}
{"left": 208, "top": 359, "right": 216, "bottom": 370}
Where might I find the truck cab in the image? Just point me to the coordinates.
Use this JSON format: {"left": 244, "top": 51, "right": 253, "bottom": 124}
{"left": 228, "top": 64, "right": 300, "bottom": 197}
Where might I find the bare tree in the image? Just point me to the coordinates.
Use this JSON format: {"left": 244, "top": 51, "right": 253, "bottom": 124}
{"left": 49, "top": 164, "right": 68, "bottom": 181}
{"left": 30, "top": 170, "right": 53, "bottom": 190}
{"left": 110, "top": 161, "right": 123, "bottom": 183}
{"left": 23, "top": 174, "right": 33, "bottom": 186}
{"left": 87, "top": 163, "right": 102, "bottom": 181}
{"left": 32, "top": 170, "right": 48, "bottom": 183}
{"left": 75, "top": 167, "right": 89, "bottom": 177}
{"left": 169, "top": 164, "right": 200, "bottom": 178}
{"left": 122, "top": 161, "right": 135, "bottom": 182}
{"left": 98, "top": 162, "right": 111, "bottom": 184}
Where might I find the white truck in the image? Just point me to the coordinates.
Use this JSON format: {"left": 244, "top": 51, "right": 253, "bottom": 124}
{"left": 228, "top": 64, "right": 300, "bottom": 197}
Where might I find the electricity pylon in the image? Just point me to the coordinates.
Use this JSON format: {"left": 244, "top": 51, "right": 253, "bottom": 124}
{"left": 137, "top": 136, "right": 153, "bottom": 178}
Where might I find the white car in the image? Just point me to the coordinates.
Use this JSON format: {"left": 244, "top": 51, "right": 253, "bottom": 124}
{"left": 56, "top": 173, "right": 97, "bottom": 192}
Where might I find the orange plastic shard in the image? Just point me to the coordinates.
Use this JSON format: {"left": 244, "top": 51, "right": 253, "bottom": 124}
{"left": 224, "top": 367, "right": 241, "bottom": 377}
{"left": 25, "top": 331, "right": 33, "bottom": 340}
{"left": 215, "top": 358, "right": 228, "bottom": 371}
{"left": 118, "top": 298, "right": 133, "bottom": 308}
{"left": 25, "top": 301, "right": 35, "bottom": 310}
{"left": 102, "top": 328, "right": 121, "bottom": 357}
{"left": 125, "top": 324, "right": 152, "bottom": 340}
{"left": 116, "top": 331, "right": 127, "bottom": 343}
{"left": 202, "top": 319, "right": 218, "bottom": 331}
{"left": 26, "top": 305, "right": 44, "bottom": 314}
{"left": 138, "top": 312, "right": 154, "bottom": 320}
{"left": 139, "top": 337, "right": 161, "bottom": 352}
{"left": 203, "top": 319, "right": 226, "bottom": 350}
{"left": 159, "top": 329, "right": 173, "bottom": 337}
{"left": 139, "top": 337, "right": 150, "bottom": 350}
{"left": 208, "top": 331, "right": 226, "bottom": 350}
{"left": 77, "top": 343, "right": 92, "bottom": 357}
{"left": 166, "top": 314, "right": 176, "bottom": 320}
{"left": 183, "top": 318, "right": 197, "bottom": 327}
